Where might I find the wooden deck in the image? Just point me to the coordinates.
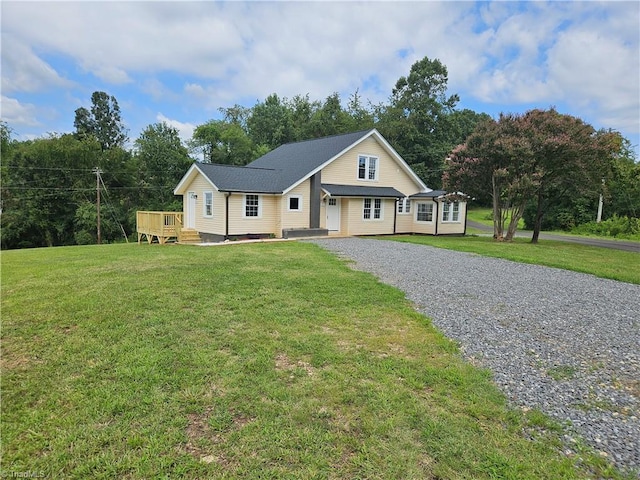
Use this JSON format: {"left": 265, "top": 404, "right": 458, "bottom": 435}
{"left": 136, "top": 211, "right": 200, "bottom": 244}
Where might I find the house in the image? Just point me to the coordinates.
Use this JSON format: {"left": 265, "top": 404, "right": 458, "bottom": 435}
{"left": 139, "top": 129, "right": 467, "bottom": 244}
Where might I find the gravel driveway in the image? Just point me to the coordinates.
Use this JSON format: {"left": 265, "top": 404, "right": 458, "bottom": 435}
{"left": 310, "top": 237, "right": 640, "bottom": 476}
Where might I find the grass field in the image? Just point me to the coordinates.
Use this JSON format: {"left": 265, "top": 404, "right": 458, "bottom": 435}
{"left": 466, "top": 207, "right": 525, "bottom": 231}
{"left": 385, "top": 235, "right": 640, "bottom": 285}
{"left": 1, "top": 242, "right": 633, "bottom": 479}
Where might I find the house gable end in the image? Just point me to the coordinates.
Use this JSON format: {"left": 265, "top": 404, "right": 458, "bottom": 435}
{"left": 315, "top": 130, "right": 429, "bottom": 195}
{"left": 283, "top": 129, "right": 429, "bottom": 195}
{"left": 174, "top": 163, "right": 220, "bottom": 195}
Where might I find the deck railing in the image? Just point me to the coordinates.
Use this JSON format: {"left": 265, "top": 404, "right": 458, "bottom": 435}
{"left": 136, "top": 211, "right": 183, "bottom": 244}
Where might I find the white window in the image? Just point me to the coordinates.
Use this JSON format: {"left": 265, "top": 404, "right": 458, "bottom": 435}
{"left": 397, "top": 197, "right": 411, "bottom": 214}
{"left": 244, "top": 194, "right": 261, "bottom": 218}
{"left": 288, "top": 195, "right": 302, "bottom": 212}
{"left": 442, "top": 201, "right": 460, "bottom": 222}
{"left": 416, "top": 202, "right": 433, "bottom": 222}
{"left": 203, "top": 191, "right": 213, "bottom": 217}
{"left": 358, "top": 155, "right": 378, "bottom": 181}
{"left": 363, "top": 198, "right": 382, "bottom": 220}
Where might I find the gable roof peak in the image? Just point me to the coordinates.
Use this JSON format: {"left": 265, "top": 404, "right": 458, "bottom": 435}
{"left": 198, "top": 162, "right": 277, "bottom": 172}
{"left": 273, "top": 128, "right": 375, "bottom": 148}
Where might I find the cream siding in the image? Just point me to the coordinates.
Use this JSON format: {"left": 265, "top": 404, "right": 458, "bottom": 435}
{"left": 321, "top": 137, "right": 421, "bottom": 196}
{"left": 173, "top": 133, "right": 468, "bottom": 241}
{"left": 343, "top": 198, "right": 395, "bottom": 236}
{"left": 395, "top": 210, "right": 414, "bottom": 234}
{"left": 281, "top": 180, "right": 311, "bottom": 231}
{"left": 180, "top": 174, "right": 226, "bottom": 235}
{"left": 411, "top": 201, "right": 437, "bottom": 235}
{"left": 437, "top": 201, "right": 467, "bottom": 235}
{"left": 339, "top": 199, "right": 349, "bottom": 235}
{"left": 227, "top": 193, "right": 279, "bottom": 236}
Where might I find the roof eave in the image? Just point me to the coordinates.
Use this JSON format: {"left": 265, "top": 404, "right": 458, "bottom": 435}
{"left": 174, "top": 163, "right": 219, "bottom": 195}
{"left": 282, "top": 129, "right": 378, "bottom": 194}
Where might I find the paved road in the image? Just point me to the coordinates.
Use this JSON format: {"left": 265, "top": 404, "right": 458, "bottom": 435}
{"left": 467, "top": 220, "right": 640, "bottom": 253}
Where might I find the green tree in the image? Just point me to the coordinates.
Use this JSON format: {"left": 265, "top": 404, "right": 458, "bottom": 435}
{"left": 308, "top": 93, "right": 352, "bottom": 137}
{"left": 448, "top": 109, "right": 492, "bottom": 149}
{"left": 604, "top": 136, "right": 639, "bottom": 220}
{"left": 377, "top": 56, "right": 460, "bottom": 188}
{"left": 444, "top": 114, "right": 542, "bottom": 241}
{"left": 190, "top": 120, "right": 255, "bottom": 165}
{"left": 346, "top": 89, "right": 375, "bottom": 132}
{"left": 516, "top": 110, "right": 618, "bottom": 242}
{"left": 287, "top": 94, "right": 321, "bottom": 141}
{"left": 219, "top": 104, "right": 251, "bottom": 131}
{"left": 247, "top": 94, "right": 295, "bottom": 150}
{"left": 1, "top": 134, "right": 103, "bottom": 248}
{"left": 1, "top": 120, "right": 15, "bottom": 155}
{"left": 444, "top": 109, "right": 618, "bottom": 242}
{"left": 135, "top": 122, "right": 193, "bottom": 211}
{"left": 74, "top": 91, "right": 128, "bottom": 150}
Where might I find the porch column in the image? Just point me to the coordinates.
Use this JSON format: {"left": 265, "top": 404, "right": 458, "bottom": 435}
{"left": 309, "top": 172, "right": 321, "bottom": 229}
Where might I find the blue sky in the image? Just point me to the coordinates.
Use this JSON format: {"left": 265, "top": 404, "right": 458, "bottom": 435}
{"left": 2, "top": 1, "right": 639, "bottom": 158}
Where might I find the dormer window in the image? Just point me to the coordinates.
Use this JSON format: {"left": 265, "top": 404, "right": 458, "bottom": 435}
{"left": 358, "top": 155, "right": 378, "bottom": 181}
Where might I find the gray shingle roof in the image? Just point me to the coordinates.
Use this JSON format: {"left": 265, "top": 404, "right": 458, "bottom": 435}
{"left": 191, "top": 129, "right": 432, "bottom": 196}
{"left": 410, "top": 190, "right": 446, "bottom": 199}
{"left": 196, "top": 163, "right": 282, "bottom": 193}
{"left": 245, "top": 130, "right": 373, "bottom": 192}
{"left": 322, "top": 184, "right": 405, "bottom": 198}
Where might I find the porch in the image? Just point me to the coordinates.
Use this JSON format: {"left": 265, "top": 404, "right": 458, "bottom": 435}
{"left": 136, "top": 211, "right": 201, "bottom": 244}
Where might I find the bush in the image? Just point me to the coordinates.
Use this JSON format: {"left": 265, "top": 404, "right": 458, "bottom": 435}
{"left": 572, "top": 215, "right": 640, "bottom": 239}
{"left": 523, "top": 198, "right": 596, "bottom": 232}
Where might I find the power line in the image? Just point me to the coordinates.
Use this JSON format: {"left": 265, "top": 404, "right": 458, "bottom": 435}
{"left": 93, "top": 167, "right": 102, "bottom": 244}
{"left": 98, "top": 170, "right": 129, "bottom": 243}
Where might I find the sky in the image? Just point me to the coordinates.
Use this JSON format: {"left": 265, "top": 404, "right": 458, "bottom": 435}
{"left": 1, "top": 1, "right": 639, "bottom": 158}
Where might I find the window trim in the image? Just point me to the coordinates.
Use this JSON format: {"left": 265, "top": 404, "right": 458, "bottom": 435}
{"left": 357, "top": 154, "right": 379, "bottom": 182}
{"left": 397, "top": 197, "right": 411, "bottom": 215}
{"left": 415, "top": 202, "right": 434, "bottom": 223}
{"left": 363, "top": 197, "right": 383, "bottom": 221}
{"left": 442, "top": 201, "right": 460, "bottom": 222}
{"left": 243, "top": 194, "right": 262, "bottom": 218}
{"left": 203, "top": 191, "right": 214, "bottom": 218}
{"left": 287, "top": 194, "right": 303, "bottom": 212}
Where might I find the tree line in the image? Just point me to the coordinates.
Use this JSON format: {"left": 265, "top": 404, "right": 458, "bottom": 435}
{"left": 1, "top": 56, "right": 638, "bottom": 249}
{"left": 444, "top": 109, "right": 639, "bottom": 241}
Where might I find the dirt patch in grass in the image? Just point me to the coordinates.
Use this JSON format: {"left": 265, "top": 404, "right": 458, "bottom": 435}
{"left": 184, "top": 406, "right": 253, "bottom": 467}
{"left": 275, "top": 353, "right": 315, "bottom": 376}
{"left": 0, "top": 352, "right": 33, "bottom": 371}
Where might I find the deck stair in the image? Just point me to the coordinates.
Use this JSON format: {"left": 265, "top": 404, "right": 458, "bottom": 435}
{"left": 178, "top": 229, "right": 201, "bottom": 244}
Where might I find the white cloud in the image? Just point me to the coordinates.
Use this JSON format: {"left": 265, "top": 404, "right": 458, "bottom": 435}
{"left": 546, "top": 27, "right": 640, "bottom": 131}
{"left": 90, "top": 65, "right": 132, "bottom": 85}
{"left": 0, "top": 96, "right": 40, "bottom": 127}
{"left": 156, "top": 113, "right": 195, "bottom": 144}
{"left": 1, "top": 1, "right": 637, "bottom": 146}
{"left": 455, "top": 2, "right": 639, "bottom": 134}
{"left": 2, "top": 2, "right": 245, "bottom": 84}
{"left": 0, "top": 34, "right": 73, "bottom": 93}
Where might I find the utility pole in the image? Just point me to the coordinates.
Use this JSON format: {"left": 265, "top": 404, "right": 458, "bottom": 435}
{"left": 596, "top": 178, "right": 604, "bottom": 223}
{"left": 93, "top": 167, "right": 103, "bottom": 244}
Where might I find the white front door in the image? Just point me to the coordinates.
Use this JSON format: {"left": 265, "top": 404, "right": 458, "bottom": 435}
{"left": 326, "top": 198, "right": 340, "bottom": 231}
{"left": 186, "top": 191, "right": 196, "bottom": 228}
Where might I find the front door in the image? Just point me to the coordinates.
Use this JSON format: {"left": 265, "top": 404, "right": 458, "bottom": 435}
{"left": 186, "top": 191, "right": 196, "bottom": 228}
{"left": 326, "top": 197, "right": 340, "bottom": 231}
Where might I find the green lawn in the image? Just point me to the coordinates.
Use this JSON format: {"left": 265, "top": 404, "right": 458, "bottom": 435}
{"left": 1, "top": 243, "right": 632, "bottom": 479}
{"left": 385, "top": 235, "right": 639, "bottom": 285}
{"left": 466, "top": 207, "right": 525, "bottom": 230}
